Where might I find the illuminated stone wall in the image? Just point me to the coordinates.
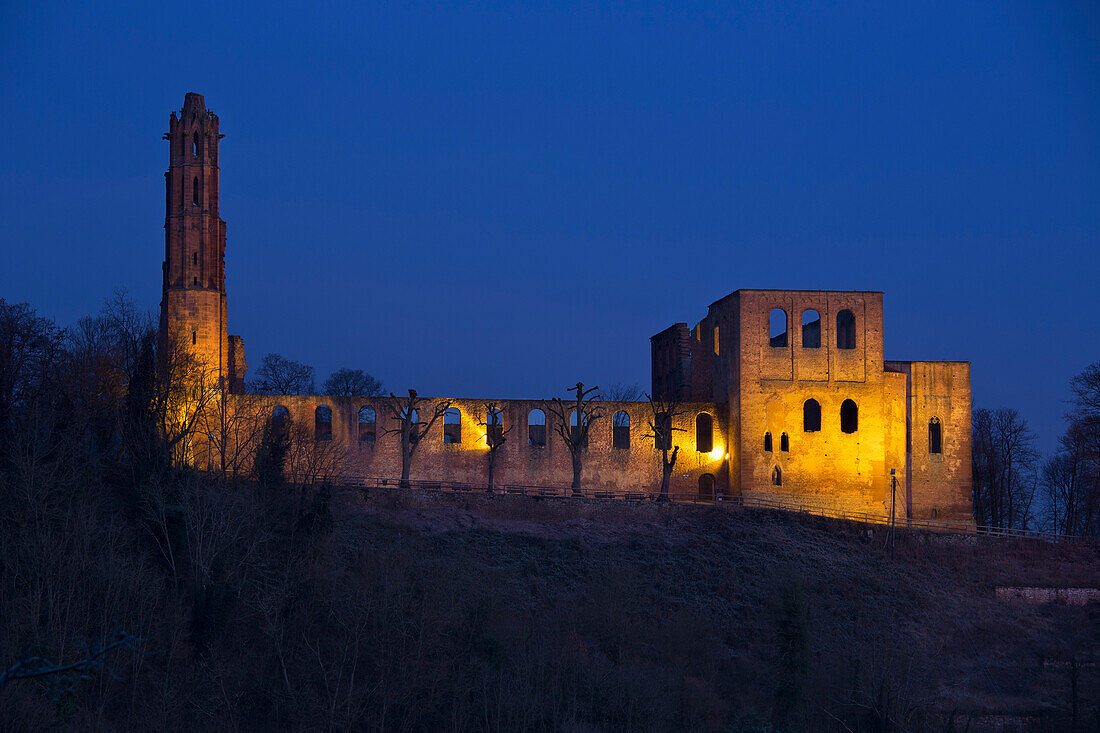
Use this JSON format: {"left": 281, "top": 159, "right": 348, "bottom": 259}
{"left": 654, "top": 290, "right": 973, "bottom": 522}
{"left": 886, "top": 360, "right": 973, "bottom": 521}
{"left": 155, "top": 94, "right": 972, "bottom": 520}
{"left": 259, "top": 396, "right": 730, "bottom": 497}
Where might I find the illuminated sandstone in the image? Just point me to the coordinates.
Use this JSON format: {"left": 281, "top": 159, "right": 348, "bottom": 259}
{"left": 159, "top": 94, "right": 972, "bottom": 522}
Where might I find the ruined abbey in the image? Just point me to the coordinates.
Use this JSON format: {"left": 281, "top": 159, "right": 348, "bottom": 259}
{"left": 161, "top": 93, "right": 973, "bottom": 522}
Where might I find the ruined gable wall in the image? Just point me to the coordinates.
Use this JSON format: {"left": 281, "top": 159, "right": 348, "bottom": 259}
{"left": 734, "top": 291, "right": 896, "bottom": 513}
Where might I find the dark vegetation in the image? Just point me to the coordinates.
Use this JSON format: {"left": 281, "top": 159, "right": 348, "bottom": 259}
{"left": 2, "top": 295, "right": 1098, "bottom": 731}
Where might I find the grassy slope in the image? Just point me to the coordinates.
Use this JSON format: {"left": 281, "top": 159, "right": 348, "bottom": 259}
{"left": 337, "top": 489, "right": 1100, "bottom": 731}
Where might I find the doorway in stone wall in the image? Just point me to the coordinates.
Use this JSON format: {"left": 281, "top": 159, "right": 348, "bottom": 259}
{"left": 698, "top": 473, "right": 716, "bottom": 501}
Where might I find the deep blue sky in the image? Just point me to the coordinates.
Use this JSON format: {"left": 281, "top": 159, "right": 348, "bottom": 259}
{"left": 2, "top": 0, "right": 1098, "bottom": 451}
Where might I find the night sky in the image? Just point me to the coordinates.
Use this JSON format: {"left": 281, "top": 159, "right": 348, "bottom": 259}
{"left": 2, "top": 1, "right": 1098, "bottom": 451}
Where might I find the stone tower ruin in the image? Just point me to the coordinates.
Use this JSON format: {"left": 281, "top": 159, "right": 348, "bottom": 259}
{"left": 159, "top": 92, "right": 246, "bottom": 392}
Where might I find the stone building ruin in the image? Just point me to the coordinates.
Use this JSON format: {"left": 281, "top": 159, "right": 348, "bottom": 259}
{"left": 160, "top": 93, "right": 973, "bottom": 522}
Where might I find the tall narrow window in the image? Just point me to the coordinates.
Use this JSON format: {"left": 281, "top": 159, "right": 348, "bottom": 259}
{"left": 803, "top": 399, "right": 821, "bottom": 432}
{"left": 192, "top": 251, "right": 198, "bottom": 266}
{"left": 570, "top": 411, "right": 588, "bottom": 448}
{"left": 528, "top": 409, "right": 546, "bottom": 447}
{"left": 769, "top": 308, "right": 788, "bottom": 347}
{"left": 358, "top": 406, "right": 376, "bottom": 444}
{"left": 713, "top": 325, "right": 720, "bottom": 356}
{"left": 315, "top": 405, "right": 333, "bottom": 441}
{"left": 612, "top": 411, "right": 630, "bottom": 450}
{"left": 836, "top": 309, "right": 856, "bottom": 350}
{"left": 192, "top": 177, "right": 199, "bottom": 206}
{"left": 801, "top": 310, "right": 821, "bottom": 348}
{"left": 443, "top": 408, "right": 462, "bottom": 444}
{"left": 840, "top": 399, "right": 858, "bottom": 433}
{"left": 929, "top": 417, "right": 942, "bottom": 454}
{"left": 772, "top": 466, "right": 782, "bottom": 486}
{"left": 655, "top": 411, "right": 672, "bottom": 450}
{"left": 272, "top": 405, "right": 289, "bottom": 433}
{"left": 191, "top": 331, "right": 196, "bottom": 345}
{"left": 486, "top": 408, "right": 504, "bottom": 446}
{"left": 192, "top": 136, "right": 199, "bottom": 157}
{"left": 696, "top": 413, "right": 713, "bottom": 453}
{"left": 403, "top": 407, "right": 419, "bottom": 444}
{"left": 763, "top": 432, "right": 773, "bottom": 452}
{"left": 780, "top": 432, "right": 789, "bottom": 452}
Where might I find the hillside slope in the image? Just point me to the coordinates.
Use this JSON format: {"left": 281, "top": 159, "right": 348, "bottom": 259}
{"left": 338, "top": 489, "right": 1099, "bottom": 732}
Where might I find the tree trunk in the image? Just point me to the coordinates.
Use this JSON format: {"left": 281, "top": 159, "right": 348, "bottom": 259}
{"left": 659, "top": 461, "right": 672, "bottom": 501}
{"left": 487, "top": 453, "right": 496, "bottom": 493}
{"left": 400, "top": 439, "right": 411, "bottom": 488}
{"left": 571, "top": 450, "right": 582, "bottom": 494}
{"left": 658, "top": 446, "right": 678, "bottom": 501}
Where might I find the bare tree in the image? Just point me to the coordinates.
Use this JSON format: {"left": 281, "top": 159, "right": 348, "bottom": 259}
{"left": 603, "top": 382, "right": 642, "bottom": 402}
{"left": 1042, "top": 362, "right": 1100, "bottom": 537}
{"left": 971, "top": 407, "right": 1039, "bottom": 529}
{"left": 380, "top": 390, "right": 450, "bottom": 487}
{"left": 478, "top": 402, "right": 513, "bottom": 493}
{"left": 252, "top": 353, "right": 315, "bottom": 395}
{"left": 545, "top": 382, "right": 603, "bottom": 494}
{"left": 644, "top": 393, "right": 687, "bottom": 500}
{"left": 322, "top": 368, "right": 384, "bottom": 397}
{"left": 198, "top": 386, "right": 267, "bottom": 480}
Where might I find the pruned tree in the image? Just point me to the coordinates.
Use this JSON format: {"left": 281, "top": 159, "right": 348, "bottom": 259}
{"left": 645, "top": 392, "right": 687, "bottom": 500}
{"left": 545, "top": 382, "right": 603, "bottom": 494}
{"left": 322, "top": 367, "right": 384, "bottom": 397}
{"left": 380, "top": 389, "right": 451, "bottom": 487}
{"left": 252, "top": 353, "right": 315, "bottom": 395}
{"left": 479, "top": 402, "right": 513, "bottom": 493}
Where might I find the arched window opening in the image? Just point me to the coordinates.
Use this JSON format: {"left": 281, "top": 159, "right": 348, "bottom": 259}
{"left": 401, "top": 407, "right": 419, "bottom": 444}
{"left": 655, "top": 411, "right": 672, "bottom": 451}
{"left": 780, "top": 432, "right": 789, "bottom": 452}
{"left": 191, "top": 331, "right": 196, "bottom": 345}
{"left": 713, "top": 325, "right": 720, "bottom": 356}
{"left": 801, "top": 309, "right": 821, "bottom": 348}
{"left": 772, "top": 466, "right": 782, "bottom": 486}
{"left": 486, "top": 408, "right": 504, "bottom": 446}
{"left": 443, "top": 407, "right": 461, "bottom": 444}
{"left": 929, "top": 417, "right": 942, "bottom": 454}
{"left": 192, "top": 136, "right": 199, "bottom": 157}
{"left": 698, "top": 473, "right": 716, "bottom": 501}
{"left": 193, "top": 277, "right": 198, "bottom": 286}
{"left": 803, "top": 399, "right": 821, "bottom": 432}
{"left": 769, "top": 308, "right": 788, "bottom": 347}
{"left": 570, "top": 410, "right": 588, "bottom": 448}
{"left": 358, "top": 406, "right": 376, "bottom": 444}
{"left": 192, "top": 176, "right": 199, "bottom": 206}
{"left": 696, "top": 413, "right": 713, "bottom": 453}
{"left": 763, "top": 432, "right": 773, "bottom": 452}
{"left": 840, "top": 399, "right": 858, "bottom": 434}
{"left": 836, "top": 309, "right": 856, "bottom": 350}
{"left": 192, "top": 251, "right": 198, "bottom": 266}
{"left": 528, "top": 409, "right": 546, "bottom": 447}
{"left": 612, "top": 410, "right": 630, "bottom": 450}
{"left": 315, "top": 405, "right": 333, "bottom": 441}
{"left": 271, "top": 405, "right": 289, "bottom": 433}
